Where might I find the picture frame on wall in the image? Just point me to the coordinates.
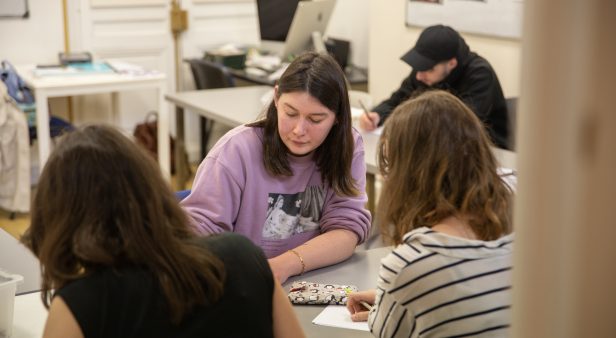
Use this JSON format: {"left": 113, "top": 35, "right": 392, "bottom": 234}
{"left": 0, "top": 0, "right": 29, "bottom": 19}
{"left": 406, "top": 0, "right": 523, "bottom": 39}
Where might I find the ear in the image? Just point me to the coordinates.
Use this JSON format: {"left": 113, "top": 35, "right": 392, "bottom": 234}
{"left": 448, "top": 57, "right": 458, "bottom": 69}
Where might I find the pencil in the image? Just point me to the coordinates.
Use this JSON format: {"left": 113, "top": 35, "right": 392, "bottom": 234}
{"left": 358, "top": 99, "right": 375, "bottom": 128}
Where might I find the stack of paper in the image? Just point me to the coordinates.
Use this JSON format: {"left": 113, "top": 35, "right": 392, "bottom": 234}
{"left": 106, "top": 61, "right": 160, "bottom": 76}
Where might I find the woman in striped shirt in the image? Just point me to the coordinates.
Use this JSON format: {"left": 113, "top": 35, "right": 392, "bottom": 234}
{"left": 347, "top": 90, "right": 514, "bottom": 337}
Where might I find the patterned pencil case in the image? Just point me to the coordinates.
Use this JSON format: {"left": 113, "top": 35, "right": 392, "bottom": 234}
{"left": 287, "top": 281, "right": 358, "bottom": 305}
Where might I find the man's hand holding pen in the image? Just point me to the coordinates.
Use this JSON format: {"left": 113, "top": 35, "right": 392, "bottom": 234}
{"left": 358, "top": 100, "right": 380, "bottom": 132}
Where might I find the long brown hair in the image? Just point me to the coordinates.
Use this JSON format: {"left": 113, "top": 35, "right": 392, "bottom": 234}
{"left": 22, "top": 125, "right": 225, "bottom": 323}
{"left": 248, "top": 51, "right": 358, "bottom": 196}
{"left": 377, "top": 90, "right": 512, "bottom": 244}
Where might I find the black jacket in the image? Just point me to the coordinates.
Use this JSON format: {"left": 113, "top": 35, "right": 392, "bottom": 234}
{"left": 373, "top": 39, "right": 510, "bottom": 149}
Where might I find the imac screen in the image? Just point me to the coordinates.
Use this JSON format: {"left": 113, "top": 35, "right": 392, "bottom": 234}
{"left": 257, "top": 0, "right": 300, "bottom": 42}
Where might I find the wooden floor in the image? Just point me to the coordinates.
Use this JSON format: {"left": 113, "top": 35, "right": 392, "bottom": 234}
{"left": 0, "top": 209, "right": 30, "bottom": 238}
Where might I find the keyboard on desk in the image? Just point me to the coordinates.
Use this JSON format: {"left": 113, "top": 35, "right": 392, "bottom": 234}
{"left": 244, "top": 67, "right": 268, "bottom": 77}
{"left": 267, "top": 64, "right": 288, "bottom": 81}
{"left": 238, "top": 63, "right": 289, "bottom": 84}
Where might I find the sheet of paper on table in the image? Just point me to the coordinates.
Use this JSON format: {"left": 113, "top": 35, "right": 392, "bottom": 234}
{"left": 312, "top": 305, "right": 369, "bottom": 332}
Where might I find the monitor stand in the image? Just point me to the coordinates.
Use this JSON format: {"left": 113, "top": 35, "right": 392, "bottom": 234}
{"left": 257, "top": 31, "right": 326, "bottom": 66}
{"left": 311, "top": 31, "right": 327, "bottom": 53}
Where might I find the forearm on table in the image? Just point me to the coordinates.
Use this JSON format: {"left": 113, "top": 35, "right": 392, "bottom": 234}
{"left": 276, "top": 229, "right": 359, "bottom": 277}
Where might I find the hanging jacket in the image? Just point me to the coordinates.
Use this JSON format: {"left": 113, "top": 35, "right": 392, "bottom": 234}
{"left": 0, "top": 81, "right": 30, "bottom": 213}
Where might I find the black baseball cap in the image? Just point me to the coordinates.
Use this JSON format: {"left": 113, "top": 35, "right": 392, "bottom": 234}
{"left": 401, "top": 25, "right": 460, "bottom": 71}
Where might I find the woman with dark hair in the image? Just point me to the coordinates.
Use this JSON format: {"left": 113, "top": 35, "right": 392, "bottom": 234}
{"left": 347, "top": 90, "right": 514, "bottom": 337}
{"left": 22, "top": 125, "right": 303, "bottom": 338}
{"left": 182, "top": 52, "right": 371, "bottom": 283}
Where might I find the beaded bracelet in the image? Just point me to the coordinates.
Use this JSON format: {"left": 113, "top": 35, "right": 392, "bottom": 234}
{"left": 288, "top": 249, "right": 305, "bottom": 275}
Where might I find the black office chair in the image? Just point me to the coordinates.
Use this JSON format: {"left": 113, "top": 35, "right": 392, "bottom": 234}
{"left": 505, "top": 97, "right": 518, "bottom": 150}
{"left": 185, "top": 59, "right": 235, "bottom": 158}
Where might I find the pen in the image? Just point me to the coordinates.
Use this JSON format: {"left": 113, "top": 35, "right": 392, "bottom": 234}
{"left": 359, "top": 300, "right": 373, "bottom": 311}
{"left": 358, "top": 99, "right": 375, "bottom": 129}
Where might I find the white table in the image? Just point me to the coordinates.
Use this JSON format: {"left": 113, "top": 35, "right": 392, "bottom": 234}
{"left": 284, "top": 247, "right": 391, "bottom": 338}
{"left": 11, "top": 247, "right": 391, "bottom": 338}
{"left": 0, "top": 229, "right": 40, "bottom": 295}
{"left": 16, "top": 65, "right": 170, "bottom": 177}
{"left": 12, "top": 292, "right": 47, "bottom": 338}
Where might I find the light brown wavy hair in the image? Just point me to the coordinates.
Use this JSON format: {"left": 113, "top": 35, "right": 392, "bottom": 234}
{"left": 248, "top": 51, "right": 358, "bottom": 196}
{"left": 377, "top": 90, "right": 512, "bottom": 245}
{"left": 21, "top": 125, "right": 225, "bottom": 324}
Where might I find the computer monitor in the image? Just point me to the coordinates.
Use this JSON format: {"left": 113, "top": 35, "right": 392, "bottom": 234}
{"left": 256, "top": 0, "right": 299, "bottom": 56}
{"left": 257, "top": 0, "right": 337, "bottom": 60}
{"left": 282, "top": 0, "right": 336, "bottom": 59}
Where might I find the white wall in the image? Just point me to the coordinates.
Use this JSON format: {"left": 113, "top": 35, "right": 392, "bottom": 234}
{"left": 0, "top": 0, "right": 68, "bottom": 151}
{"left": 0, "top": 0, "right": 64, "bottom": 65}
{"left": 326, "top": 0, "right": 369, "bottom": 68}
{"left": 368, "top": 0, "right": 521, "bottom": 104}
{"left": 0, "top": 0, "right": 514, "bottom": 156}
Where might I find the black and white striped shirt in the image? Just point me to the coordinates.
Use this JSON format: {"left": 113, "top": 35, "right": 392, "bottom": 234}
{"left": 368, "top": 227, "right": 513, "bottom": 338}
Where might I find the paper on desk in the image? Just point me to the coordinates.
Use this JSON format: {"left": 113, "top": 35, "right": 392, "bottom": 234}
{"left": 312, "top": 305, "right": 369, "bottom": 332}
{"left": 350, "top": 107, "right": 384, "bottom": 135}
{"left": 106, "top": 60, "right": 160, "bottom": 76}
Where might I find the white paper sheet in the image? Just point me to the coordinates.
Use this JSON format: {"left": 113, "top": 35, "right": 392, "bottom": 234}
{"left": 312, "top": 305, "right": 369, "bottom": 332}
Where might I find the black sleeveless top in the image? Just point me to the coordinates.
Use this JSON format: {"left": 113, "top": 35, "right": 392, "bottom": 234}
{"left": 57, "top": 233, "right": 275, "bottom": 338}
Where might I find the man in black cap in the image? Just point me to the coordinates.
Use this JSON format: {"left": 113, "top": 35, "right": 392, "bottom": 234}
{"left": 360, "top": 24, "right": 510, "bottom": 149}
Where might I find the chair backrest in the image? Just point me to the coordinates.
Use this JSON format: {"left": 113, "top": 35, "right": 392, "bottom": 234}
{"left": 506, "top": 97, "right": 518, "bottom": 150}
{"left": 185, "top": 59, "right": 235, "bottom": 90}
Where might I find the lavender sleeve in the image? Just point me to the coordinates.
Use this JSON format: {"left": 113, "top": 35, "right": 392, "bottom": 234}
{"left": 319, "top": 132, "right": 372, "bottom": 243}
{"left": 180, "top": 151, "right": 244, "bottom": 235}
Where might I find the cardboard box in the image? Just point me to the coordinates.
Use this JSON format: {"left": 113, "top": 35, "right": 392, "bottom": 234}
{"left": 0, "top": 270, "right": 24, "bottom": 338}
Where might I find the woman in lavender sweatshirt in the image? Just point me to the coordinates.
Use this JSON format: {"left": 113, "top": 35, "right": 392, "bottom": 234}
{"left": 182, "top": 52, "right": 372, "bottom": 283}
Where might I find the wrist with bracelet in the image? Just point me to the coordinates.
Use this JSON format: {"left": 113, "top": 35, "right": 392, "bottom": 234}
{"left": 288, "top": 249, "right": 305, "bottom": 275}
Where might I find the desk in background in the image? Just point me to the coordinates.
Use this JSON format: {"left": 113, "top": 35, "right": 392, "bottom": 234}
{"left": 166, "top": 86, "right": 272, "bottom": 188}
{"left": 229, "top": 65, "right": 368, "bottom": 91}
{"left": 15, "top": 65, "right": 169, "bottom": 177}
